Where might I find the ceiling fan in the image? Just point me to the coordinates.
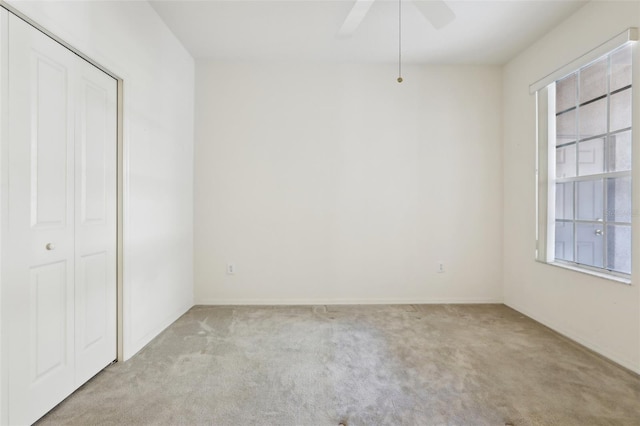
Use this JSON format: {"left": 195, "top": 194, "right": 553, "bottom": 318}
{"left": 337, "top": 0, "right": 456, "bottom": 38}
{"left": 337, "top": 0, "right": 455, "bottom": 82}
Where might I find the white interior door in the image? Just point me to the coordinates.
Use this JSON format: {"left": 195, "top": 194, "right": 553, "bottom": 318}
{"left": 73, "top": 49, "right": 117, "bottom": 389}
{"left": 5, "top": 14, "right": 117, "bottom": 425}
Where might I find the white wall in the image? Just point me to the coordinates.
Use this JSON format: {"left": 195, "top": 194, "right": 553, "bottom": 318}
{"left": 503, "top": 0, "right": 640, "bottom": 373}
{"left": 195, "top": 62, "right": 503, "bottom": 304}
{"left": 2, "top": 1, "right": 195, "bottom": 360}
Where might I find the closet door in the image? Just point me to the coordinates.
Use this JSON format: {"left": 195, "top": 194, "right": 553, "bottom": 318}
{"left": 7, "top": 14, "right": 78, "bottom": 426}
{"left": 73, "top": 49, "right": 117, "bottom": 388}
{"left": 5, "top": 14, "right": 117, "bottom": 425}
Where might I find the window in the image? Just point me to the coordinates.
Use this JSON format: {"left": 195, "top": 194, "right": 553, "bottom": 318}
{"left": 535, "top": 36, "right": 635, "bottom": 281}
{"left": 554, "top": 45, "right": 632, "bottom": 275}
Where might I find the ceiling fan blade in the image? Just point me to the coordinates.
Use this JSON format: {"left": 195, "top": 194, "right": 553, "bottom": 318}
{"left": 337, "top": 0, "right": 375, "bottom": 38}
{"left": 412, "top": 0, "right": 455, "bottom": 30}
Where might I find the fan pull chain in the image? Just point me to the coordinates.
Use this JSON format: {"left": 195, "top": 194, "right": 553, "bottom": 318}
{"left": 397, "top": 0, "right": 403, "bottom": 83}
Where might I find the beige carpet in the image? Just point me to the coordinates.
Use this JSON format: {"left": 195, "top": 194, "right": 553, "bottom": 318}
{"left": 37, "top": 304, "right": 640, "bottom": 425}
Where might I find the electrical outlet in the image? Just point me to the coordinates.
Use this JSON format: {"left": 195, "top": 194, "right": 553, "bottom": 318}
{"left": 437, "top": 261, "right": 445, "bottom": 273}
{"left": 227, "top": 263, "right": 235, "bottom": 275}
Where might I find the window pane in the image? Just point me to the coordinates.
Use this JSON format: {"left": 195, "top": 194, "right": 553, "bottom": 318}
{"left": 578, "top": 138, "right": 604, "bottom": 176}
{"left": 576, "top": 223, "right": 604, "bottom": 268}
{"left": 555, "top": 221, "right": 574, "bottom": 261}
{"left": 611, "top": 45, "right": 632, "bottom": 93}
{"left": 556, "top": 182, "right": 574, "bottom": 220}
{"left": 576, "top": 179, "right": 603, "bottom": 221}
{"left": 606, "top": 224, "right": 631, "bottom": 274}
{"left": 579, "top": 98, "right": 607, "bottom": 138}
{"left": 557, "top": 74, "right": 577, "bottom": 112}
{"left": 606, "top": 176, "right": 632, "bottom": 223}
{"left": 580, "top": 57, "right": 607, "bottom": 104}
{"left": 556, "top": 109, "right": 577, "bottom": 145}
{"left": 607, "top": 131, "right": 632, "bottom": 172}
{"left": 610, "top": 88, "right": 632, "bottom": 132}
{"left": 556, "top": 144, "right": 576, "bottom": 178}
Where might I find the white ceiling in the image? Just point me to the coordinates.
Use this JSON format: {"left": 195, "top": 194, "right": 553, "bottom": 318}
{"left": 149, "top": 0, "right": 587, "bottom": 64}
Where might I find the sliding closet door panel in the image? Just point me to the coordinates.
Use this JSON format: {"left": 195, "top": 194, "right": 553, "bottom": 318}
{"left": 74, "top": 64, "right": 117, "bottom": 385}
{"left": 7, "top": 14, "right": 76, "bottom": 426}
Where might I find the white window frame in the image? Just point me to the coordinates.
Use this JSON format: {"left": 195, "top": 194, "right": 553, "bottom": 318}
{"left": 532, "top": 29, "right": 638, "bottom": 284}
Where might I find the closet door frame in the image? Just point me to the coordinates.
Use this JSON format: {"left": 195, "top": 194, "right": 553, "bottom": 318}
{"left": 0, "top": 5, "right": 125, "bottom": 424}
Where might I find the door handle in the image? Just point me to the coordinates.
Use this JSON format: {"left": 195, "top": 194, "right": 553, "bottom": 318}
{"left": 45, "top": 243, "right": 55, "bottom": 250}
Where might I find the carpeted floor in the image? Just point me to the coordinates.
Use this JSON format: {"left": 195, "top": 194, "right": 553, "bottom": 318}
{"left": 37, "top": 304, "right": 640, "bottom": 425}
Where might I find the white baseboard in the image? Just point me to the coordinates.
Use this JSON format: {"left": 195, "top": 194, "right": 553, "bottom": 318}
{"left": 195, "top": 297, "right": 503, "bottom": 306}
{"left": 506, "top": 301, "right": 640, "bottom": 375}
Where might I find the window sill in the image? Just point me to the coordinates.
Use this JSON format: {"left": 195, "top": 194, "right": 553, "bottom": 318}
{"left": 536, "top": 259, "right": 632, "bottom": 285}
